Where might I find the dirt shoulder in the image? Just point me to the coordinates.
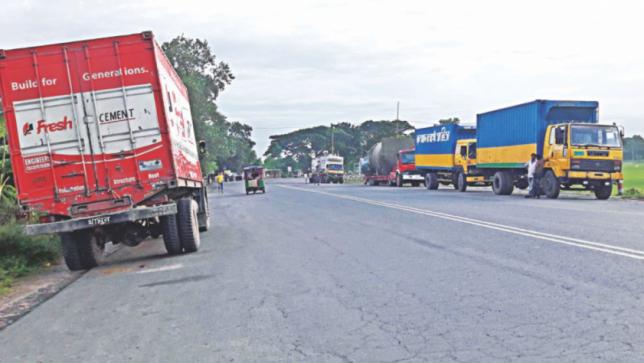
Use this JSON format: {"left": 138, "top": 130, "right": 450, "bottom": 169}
{"left": 0, "top": 262, "right": 83, "bottom": 330}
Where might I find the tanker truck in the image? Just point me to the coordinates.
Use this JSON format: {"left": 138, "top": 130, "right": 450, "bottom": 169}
{"left": 361, "top": 136, "right": 424, "bottom": 186}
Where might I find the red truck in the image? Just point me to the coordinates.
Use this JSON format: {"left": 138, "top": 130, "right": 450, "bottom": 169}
{"left": 0, "top": 31, "right": 210, "bottom": 270}
{"left": 362, "top": 148, "right": 425, "bottom": 187}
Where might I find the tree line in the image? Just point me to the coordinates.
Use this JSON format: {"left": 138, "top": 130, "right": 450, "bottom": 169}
{"left": 263, "top": 120, "right": 414, "bottom": 172}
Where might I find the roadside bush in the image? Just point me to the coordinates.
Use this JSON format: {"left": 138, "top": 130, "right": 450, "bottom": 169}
{"left": 0, "top": 223, "right": 60, "bottom": 293}
{"left": 622, "top": 188, "right": 644, "bottom": 199}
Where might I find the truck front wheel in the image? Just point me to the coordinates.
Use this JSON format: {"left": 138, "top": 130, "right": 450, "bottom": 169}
{"left": 594, "top": 184, "right": 612, "bottom": 200}
{"left": 542, "top": 170, "right": 561, "bottom": 199}
{"left": 177, "top": 198, "right": 201, "bottom": 253}
{"left": 426, "top": 173, "right": 439, "bottom": 190}
{"left": 456, "top": 172, "right": 468, "bottom": 192}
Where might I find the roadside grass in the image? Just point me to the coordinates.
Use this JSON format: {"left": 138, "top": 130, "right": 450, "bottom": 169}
{"left": 0, "top": 221, "right": 60, "bottom": 295}
{"left": 618, "top": 162, "right": 644, "bottom": 199}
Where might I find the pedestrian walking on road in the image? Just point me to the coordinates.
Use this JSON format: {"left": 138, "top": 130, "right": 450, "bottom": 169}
{"left": 216, "top": 172, "right": 225, "bottom": 194}
{"left": 525, "top": 153, "right": 538, "bottom": 198}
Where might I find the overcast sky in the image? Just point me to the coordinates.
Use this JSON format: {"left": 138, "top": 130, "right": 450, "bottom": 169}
{"left": 2, "top": 0, "right": 643, "bottom": 153}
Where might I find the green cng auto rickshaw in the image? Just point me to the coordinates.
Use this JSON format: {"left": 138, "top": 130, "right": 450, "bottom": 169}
{"left": 244, "top": 166, "right": 266, "bottom": 194}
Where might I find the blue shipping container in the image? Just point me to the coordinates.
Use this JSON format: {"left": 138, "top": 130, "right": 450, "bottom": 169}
{"left": 415, "top": 124, "right": 476, "bottom": 169}
{"left": 476, "top": 100, "right": 598, "bottom": 168}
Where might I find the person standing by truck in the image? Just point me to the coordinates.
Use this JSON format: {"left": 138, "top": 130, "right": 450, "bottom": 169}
{"left": 525, "top": 153, "right": 538, "bottom": 198}
{"left": 533, "top": 155, "right": 545, "bottom": 198}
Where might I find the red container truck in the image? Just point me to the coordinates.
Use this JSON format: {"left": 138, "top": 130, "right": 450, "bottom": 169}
{"left": 0, "top": 31, "right": 210, "bottom": 270}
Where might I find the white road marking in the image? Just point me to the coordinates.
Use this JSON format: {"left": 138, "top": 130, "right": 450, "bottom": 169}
{"left": 279, "top": 185, "right": 644, "bottom": 261}
{"left": 136, "top": 263, "right": 184, "bottom": 274}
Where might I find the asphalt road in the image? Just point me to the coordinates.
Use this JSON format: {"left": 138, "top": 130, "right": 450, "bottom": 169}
{"left": 2, "top": 179, "right": 644, "bottom": 362}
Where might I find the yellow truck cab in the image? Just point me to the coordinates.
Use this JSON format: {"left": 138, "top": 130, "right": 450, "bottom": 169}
{"left": 541, "top": 123, "right": 623, "bottom": 199}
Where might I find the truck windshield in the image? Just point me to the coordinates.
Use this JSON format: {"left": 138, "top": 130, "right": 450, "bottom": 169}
{"left": 401, "top": 152, "right": 415, "bottom": 164}
{"left": 571, "top": 126, "right": 622, "bottom": 147}
{"left": 327, "top": 164, "right": 343, "bottom": 171}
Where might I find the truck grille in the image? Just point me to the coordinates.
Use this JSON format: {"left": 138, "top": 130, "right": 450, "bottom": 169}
{"left": 573, "top": 159, "right": 616, "bottom": 172}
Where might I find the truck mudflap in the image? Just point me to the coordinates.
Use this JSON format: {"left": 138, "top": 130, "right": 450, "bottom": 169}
{"left": 24, "top": 203, "right": 177, "bottom": 235}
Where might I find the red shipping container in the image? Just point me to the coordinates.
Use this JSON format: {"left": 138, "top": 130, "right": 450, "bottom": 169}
{"left": 0, "top": 31, "right": 203, "bottom": 218}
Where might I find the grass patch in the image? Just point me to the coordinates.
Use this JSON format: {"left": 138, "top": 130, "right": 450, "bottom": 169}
{"left": 0, "top": 223, "right": 60, "bottom": 294}
{"left": 616, "top": 162, "right": 644, "bottom": 199}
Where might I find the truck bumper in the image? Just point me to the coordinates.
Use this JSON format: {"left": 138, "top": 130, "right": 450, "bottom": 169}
{"left": 24, "top": 203, "right": 177, "bottom": 236}
{"left": 567, "top": 171, "right": 622, "bottom": 180}
{"left": 402, "top": 173, "right": 424, "bottom": 181}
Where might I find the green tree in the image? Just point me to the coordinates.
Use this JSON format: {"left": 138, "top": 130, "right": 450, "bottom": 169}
{"left": 162, "top": 36, "right": 257, "bottom": 173}
{"left": 624, "top": 135, "right": 644, "bottom": 161}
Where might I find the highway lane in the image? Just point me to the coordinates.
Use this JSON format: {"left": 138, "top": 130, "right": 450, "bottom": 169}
{"left": 1, "top": 179, "right": 644, "bottom": 362}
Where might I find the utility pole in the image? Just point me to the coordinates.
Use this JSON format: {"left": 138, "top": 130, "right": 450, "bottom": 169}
{"left": 395, "top": 101, "right": 400, "bottom": 134}
{"left": 331, "top": 125, "right": 335, "bottom": 154}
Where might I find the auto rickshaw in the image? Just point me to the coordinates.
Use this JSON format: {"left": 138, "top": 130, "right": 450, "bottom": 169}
{"left": 244, "top": 166, "right": 266, "bottom": 194}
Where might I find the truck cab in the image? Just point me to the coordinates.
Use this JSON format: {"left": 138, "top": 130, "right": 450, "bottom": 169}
{"left": 541, "top": 123, "right": 623, "bottom": 199}
{"left": 391, "top": 148, "right": 424, "bottom": 187}
{"left": 454, "top": 139, "right": 477, "bottom": 174}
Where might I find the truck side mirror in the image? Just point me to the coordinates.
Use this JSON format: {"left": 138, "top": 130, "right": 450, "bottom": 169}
{"left": 198, "top": 140, "right": 207, "bottom": 154}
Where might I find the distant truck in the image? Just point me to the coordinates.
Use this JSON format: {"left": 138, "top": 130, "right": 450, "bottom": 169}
{"left": 417, "top": 100, "right": 624, "bottom": 199}
{"left": 0, "top": 32, "right": 210, "bottom": 270}
{"left": 310, "top": 153, "right": 344, "bottom": 183}
{"left": 361, "top": 135, "right": 423, "bottom": 186}
{"left": 415, "top": 124, "right": 478, "bottom": 191}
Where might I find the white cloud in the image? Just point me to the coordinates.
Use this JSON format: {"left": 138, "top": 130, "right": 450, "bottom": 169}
{"left": 2, "top": 0, "right": 643, "bottom": 154}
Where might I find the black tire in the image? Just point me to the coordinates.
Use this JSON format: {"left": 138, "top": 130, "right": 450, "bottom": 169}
{"left": 426, "top": 173, "right": 439, "bottom": 190}
{"left": 75, "top": 230, "right": 103, "bottom": 269}
{"left": 262, "top": 188, "right": 266, "bottom": 194}
{"left": 594, "top": 184, "right": 612, "bottom": 200}
{"left": 162, "top": 214, "right": 182, "bottom": 255}
{"left": 492, "top": 171, "right": 513, "bottom": 195}
{"left": 61, "top": 232, "right": 83, "bottom": 271}
{"left": 177, "top": 198, "right": 200, "bottom": 253}
{"left": 339, "top": 179, "right": 344, "bottom": 184}
{"left": 452, "top": 173, "right": 459, "bottom": 190}
{"left": 541, "top": 170, "right": 560, "bottom": 199}
{"left": 456, "top": 172, "right": 467, "bottom": 192}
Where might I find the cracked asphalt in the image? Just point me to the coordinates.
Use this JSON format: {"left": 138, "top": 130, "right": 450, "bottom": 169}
{"left": 1, "top": 179, "right": 644, "bottom": 362}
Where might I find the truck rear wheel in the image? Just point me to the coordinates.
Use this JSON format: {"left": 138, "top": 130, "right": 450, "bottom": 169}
{"left": 75, "top": 230, "right": 104, "bottom": 269}
{"left": 177, "top": 198, "right": 200, "bottom": 253}
{"left": 594, "top": 184, "right": 612, "bottom": 200}
{"left": 161, "top": 214, "right": 182, "bottom": 255}
{"left": 61, "top": 232, "right": 84, "bottom": 271}
{"left": 542, "top": 170, "right": 560, "bottom": 199}
{"left": 456, "top": 172, "right": 467, "bottom": 192}
{"left": 426, "top": 173, "right": 439, "bottom": 190}
{"left": 492, "top": 171, "right": 513, "bottom": 195}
